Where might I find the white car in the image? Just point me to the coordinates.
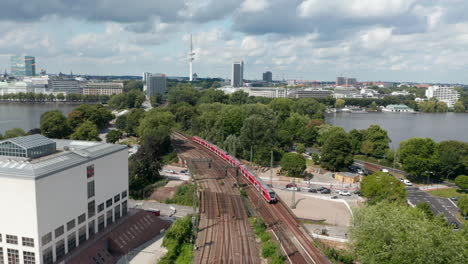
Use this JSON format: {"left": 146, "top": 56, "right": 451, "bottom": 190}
{"left": 301, "top": 186, "right": 312, "bottom": 191}
{"left": 403, "top": 179, "right": 413, "bottom": 186}
{"left": 381, "top": 168, "right": 389, "bottom": 173}
{"left": 287, "top": 187, "right": 300, "bottom": 191}
{"left": 163, "top": 169, "right": 176, "bottom": 174}
{"left": 339, "top": 190, "right": 351, "bottom": 196}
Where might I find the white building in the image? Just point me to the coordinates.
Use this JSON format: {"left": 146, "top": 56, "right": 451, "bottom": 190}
{"left": 231, "top": 61, "right": 244, "bottom": 87}
{"left": 0, "top": 135, "right": 128, "bottom": 264}
{"left": 382, "top": 104, "right": 414, "bottom": 112}
{"left": 82, "top": 82, "right": 124, "bottom": 96}
{"left": 0, "top": 81, "right": 34, "bottom": 96}
{"left": 425, "top": 86, "right": 460, "bottom": 107}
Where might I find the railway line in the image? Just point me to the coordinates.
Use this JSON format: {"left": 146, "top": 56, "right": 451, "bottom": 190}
{"left": 172, "top": 132, "right": 259, "bottom": 264}
{"left": 172, "top": 132, "right": 331, "bottom": 264}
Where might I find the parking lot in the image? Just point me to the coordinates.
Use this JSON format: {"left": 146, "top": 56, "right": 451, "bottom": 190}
{"left": 406, "top": 187, "right": 461, "bottom": 226}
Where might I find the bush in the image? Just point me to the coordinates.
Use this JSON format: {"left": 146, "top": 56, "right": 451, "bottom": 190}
{"left": 261, "top": 241, "right": 277, "bottom": 258}
{"left": 165, "top": 184, "right": 196, "bottom": 206}
{"left": 458, "top": 196, "right": 468, "bottom": 216}
{"left": 455, "top": 175, "right": 468, "bottom": 190}
{"left": 259, "top": 232, "right": 271, "bottom": 243}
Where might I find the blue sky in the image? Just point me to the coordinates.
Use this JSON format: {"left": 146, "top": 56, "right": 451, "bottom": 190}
{"left": 1, "top": 0, "right": 468, "bottom": 83}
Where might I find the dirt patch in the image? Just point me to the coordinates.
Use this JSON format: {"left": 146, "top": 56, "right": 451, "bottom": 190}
{"left": 149, "top": 187, "right": 177, "bottom": 202}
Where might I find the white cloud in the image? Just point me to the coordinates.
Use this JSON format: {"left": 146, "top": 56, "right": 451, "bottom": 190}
{"left": 240, "top": 0, "right": 269, "bottom": 13}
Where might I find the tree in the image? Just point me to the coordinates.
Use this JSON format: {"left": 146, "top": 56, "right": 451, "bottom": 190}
{"left": 399, "top": 138, "right": 439, "bottom": 180}
{"left": 437, "top": 141, "right": 468, "bottom": 179}
{"left": 229, "top": 90, "right": 249, "bottom": 105}
{"left": 3, "top": 128, "right": 27, "bottom": 139}
{"left": 281, "top": 153, "right": 306, "bottom": 177}
{"left": 282, "top": 113, "right": 309, "bottom": 139}
{"left": 317, "top": 125, "right": 345, "bottom": 146}
{"left": 115, "top": 115, "right": 127, "bottom": 131}
{"left": 137, "top": 109, "right": 175, "bottom": 138}
{"left": 320, "top": 131, "right": 354, "bottom": 171}
{"left": 436, "top": 101, "right": 448, "bottom": 112}
{"left": 349, "top": 129, "right": 364, "bottom": 154}
{"left": 276, "top": 129, "right": 293, "bottom": 150}
{"left": 458, "top": 196, "right": 468, "bottom": 216}
{"left": 296, "top": 143, "right": 306, "bottom": 154}
{"left": 454, "top": 175, "right": 468, "bottom": 190}
{"left": 106, "top": 130, "right": 122, "bottom": 143}
{"left": 350, "top": 202, "right": 468, "bottom": 264}
{"left": 150, "top": 92, "right": 164, "bottom": 107}
{"left": 197, "top": 88, "right": 228, "bottom": 104}
{"left": 453, "top": 100, "right": 466, "bottom": 113}
{"left": 70, "top": 121, "right": 101, "bottom": 141}
{"left": 369, "top": 101, "right": 378, "bottom": 111}
{"left": 40, "top": 110, "right": 71, "bottom": 139}
{"left": 416, "top": 202, "right": 434, "bottom": 219}
{"left": 360, "top": 172, "right": 407, "bottom": 204}
{"left": 125, "top": 109, "right": 145, "bottom": 136}
{"left": 167, "top": 86, "right": 199, "bottom": 105}
{"left": 335, "top": 99, "right": 345, "bottom": 109}
{"left": 123, "top": 80, "right": 143, "bottom": 92}
{"left": 269, "top": 98, "right": 293, "bottom": 122}
{"left": 27, "top": 128, "right": 41, "bottom": 135}
{"left": 224, "top": 134, "right": 241, "bottom": 157}
{"left": 311, "top": 153, "right": 320, "bottom": 165}
{"left": 239, "top": 114, "right": 276, "bottom": 158}
{"left": 361, "top": 125, "right": 391, "bottom": 158}
{"left": 291, "top": 98, "right": 326, "bottom": 119}
{"left": 67, "top": 110, "right": 84, "bottom": 129}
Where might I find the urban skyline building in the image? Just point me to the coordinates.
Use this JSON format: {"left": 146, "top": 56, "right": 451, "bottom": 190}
{"left": 262, "top": 71, "right": 272, "bottom": 82}
{"left": 425, "top": 85, "right": 460, "bottom": 107}
{"left": 11, "top": 56, "right": 36, "bottom": 77}
{"left": 146, "top": 73, "right": 167, "bottom": 97}
{"left": 336, "top": 76, "right": 346, "bottom": 86}
{"left": 231, "top": 61, "right": 244, "bottom": 87}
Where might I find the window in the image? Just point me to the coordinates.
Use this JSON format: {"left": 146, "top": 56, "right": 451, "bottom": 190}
{"left": 6, "top": 235, "right": 17, "bottom": 245}
{"left": 67, "top": 233, "right": 76, "bottom": 252}
{"left": 67, "top": 219, "right": 76, "bottom": 231}
{"left": 121, "top": 190, "right": 128, "bottom": 198}
{"left": 122, "top": 200, "right": 128, "bottom": 216}
{"left": 78, "top": 226, "right": 87, "bottom": 245}
{"left": 114, "top": 194, "right": 120, "bottom": 203}
{"left": 87, "top": 164, "right": 94, "bottom": 178}
{"left": 0, "top": 248, "right": 3, "bottom": 264}
{"left": 23, "top": 251, "right": 36, "bottom": 264}
{"left": 22, "top": 237, "right": 34, "bottom": 247}
{"left": 98, "top": 215, "right": 105, "bottom": 232}
{"left": 98, "top": 203, "right": 104, "bottom": 213}
{"left": 41, "top": 232, "right": 52, "bottom": 245}
{"left": 88, "top": 201, "right": 96, "bottom": 218}
{"left": 55, "top": 226, "right": 64, "bottom": 238}
{"left": 7, "top": 249, "right": 19, "bottom": 264}
{"left": 42, "top": 247, "right": 53, "bottom": 264}
{"left": 55, "top": 240, "right": 65, "bottom": 260}
{"left": 88, "top": 220, "right": 95, "bottom": 237}
{"left": 0, "top": 234, "right": 2, "bottom": 242}
{"left": 87, "top": 181, "right": 95, "bottom": 199}
{"left": 106, "top": 198, "right": 113, "bottom": 208}
{"left": 106, "top": 210, "right": 113, "bottom": 226}
{"left": 114, "top": 204, "right": 121, "bottom": 220}
{"left": 78, "top": 213, "right": 86, "bottom": 224}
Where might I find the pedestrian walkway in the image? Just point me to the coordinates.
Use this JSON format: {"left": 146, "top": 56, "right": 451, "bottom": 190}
{"left": 129, "top": 199, "right": 193, "bottom": 218}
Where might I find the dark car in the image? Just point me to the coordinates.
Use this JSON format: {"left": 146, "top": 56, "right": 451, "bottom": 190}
{"left": 320, "top": 188, "right": 331, "bottom": 194}
{"left": 286, "top": 183, "right": 297, "bottom": 188}
{"left": 331, "top": 195, "right": 338, "bottom": 199}
{"left": 308, "top": 188, "right": 318, "bottom": 193}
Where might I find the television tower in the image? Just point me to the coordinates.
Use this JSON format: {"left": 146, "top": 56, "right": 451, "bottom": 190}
{"left": 189, "top": 34, "right": 195, "bottom": 81}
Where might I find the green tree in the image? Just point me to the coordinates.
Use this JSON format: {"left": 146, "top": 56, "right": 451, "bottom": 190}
{"left": 311, "top": 153, "right": 320, "bottom": 165}
{"left": 416, "top": 202, "right": 434, "bottom": 219}
{"left": 291, "top": 98, "right": 326, "bottom": 119}
{"left": 458, "top": 196, "right": 468, "bottom": 216}
{"left": 419, "top": 100, "right": 437, "bottom": 112}
{"left": 197, "top": 88, "right": 228, "bottom": 104}
{"left": 296, "top": 143, "right": 306, "bottom": 154}
{"left": 125, "top": 109, "right": 145, "bottom": 136}
{"left": 349, "top": 129, "right": 364, "bottom": 154}
{"left": 276, "top": 129, "right": 293, "bottom": 150}
{"left": 170, "top": 102, "right": 197, "bottom": 131}
{"left": 335, "top": 99, "right": 345, "bottom": 109}
{"left": 317, "top": 125, "right": 345, "bottom": 146}
{"left": 239, "top": 114, "right": 276, "bottom": 158}
{"left": 437, "top": 141, "right": 468, "bottom": 179}
{"left": 137, "top": 109, "right": 175, "bottom": 138}
{"left": 281, "top": 153, "right": 306, "bottom": 177}
{"left": 123, "top": 80, "right": 143, "bottom": 92}
{"left": 361, "top": 125, "right": 391, "bottom": 158}
{"left": 436, "top": 101, "right": 448, "bottom": 112}
{"left": 224, "top": 134, "right": 241, "bottom": 157}
{"left": 399, "top": 138, "right": 439, "bottom": 180}
{"left": 320, "top": 131, "right": 354, "bottom": 171}
{"left": 454, "top": 175, "right": 468, "bottom": 190}
{"left": 360, "top": 172, "right": 407, "bottom": 204}
{"left": 167, "top": 86, "right": 199, "bottom": 105}
{"left": 282, "top": 113, "right": 309, "bottom": 139}
{"left": 70, "top": 121, "right": 101, "bottom": 141}
{"left": 453, "top": 100, "right": 466, "bottom": 113}
{"left": 67, "top": 110, "right": 84, "bottom": 129}
{"left": 106, "top": 130, "right": 122, "bottom": 143}
{"left": 3, "top": 128, "right": 27, "bottom": 139}
{"left": 229, "top": 90, "right": 249, "bottom": 105}
{"left": 40, "top": 110, "right": 71, "bottom": 139}
{"left": 350, "top": 202, "right": 468, "bottom": 264}
{"left": 115, "top": 115, "right": 127, "bottom": 131}
{"left": 369, "top": 101, "right": 378, "bottom": 111}
{"left": 150, "top": 92, "right": 164, "bottom": 107}
{"left": 269, "top": 98, "right": 293, "bottom": 122}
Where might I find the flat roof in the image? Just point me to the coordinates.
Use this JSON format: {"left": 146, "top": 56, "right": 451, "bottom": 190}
{"left": 0, "top": 139, "right": 127, "bottom": 180}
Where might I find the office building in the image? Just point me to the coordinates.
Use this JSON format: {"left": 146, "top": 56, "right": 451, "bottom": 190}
{"left": 231, "top": 61, "right": 244, "bottom": 87}
{"left": 262, "top": 71, "right": 272, "bottom": 82}
{"left": 288, "top": 88, "right": 332, "bottom": 99}
{"left": 242, "top": 87, "right": 286, "bottom": 98}
{"left": 146, "top": 73, "right": 166, "bottom": 97}
{"left": 82, "top": 82, "right": 123, "bottom": 96}
{"left": 0, "top": 134, "right": 128, "bottom": 264}
{"left": 11, "top": 56, "right": 36, "bottom": 77}
{"left": 48, "top": 79, "right": 81, "bottom": 95}
{"left": 336, "top": 77, "right": 346, "bottom": 86}
{"left": 425, "top": 86, "right": 460, "bottom": 108}
{"left": 347, "top": 78, "right": 357, "bottom": 86}
{"left": 0, "top": 81, "right": 34, "bottom": 96}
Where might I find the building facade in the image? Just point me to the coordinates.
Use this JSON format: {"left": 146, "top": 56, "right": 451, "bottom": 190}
{"left": 0, "top": 135, "right": 128, "bottom": 264}
{"left": 288, "top": 88, "right": 332, "bottom": 98}
{"left": 425, "top": 86, "right": 460, "bottom": 107}
{"left": 382, "top": 104, "right": 414, "bottom": 112}
{"left": 48, "top": 79, "right": 81, "bottom": 95}
{"left": 10, "top": 56, "right": 36, "bottom": 77}
{"left": 82, "top": 82, "right": 123, "bottom": 96}
{"left": 231, "top": 61, "right": 244, "bottom": 87}
{"left": 146, "top": 73, "right": 166, "bottom": 97}
{"left": 262, "top": 71, "right": 272, "bottom": 82}
{"left": 0, "top": 82, "right": 34, "bottom": 96}
{"left": 241, "top": 87, "right": 286, "bottom": 98}
{"left": 336, "top": 77, "right": 346, "bottom": 86}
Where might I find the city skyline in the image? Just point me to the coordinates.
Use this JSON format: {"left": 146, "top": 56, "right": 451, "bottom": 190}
{"left": 1, "top": 1, "right": 468, "bottom": 83}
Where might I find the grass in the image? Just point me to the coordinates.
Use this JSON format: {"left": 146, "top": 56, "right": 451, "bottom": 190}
{"left": 427, "top": 188, "right": 468, "bottom": 199}
{"left": 119, "top": 136, "right": 139, "bottom": 145}
{"left": 165, "top": 183, "right": 196, "bottom": 206}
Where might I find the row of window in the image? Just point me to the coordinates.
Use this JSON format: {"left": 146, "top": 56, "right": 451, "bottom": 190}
{"left": 0, "top": 234, "right": 34, "bottom": 247}
{"left": 41, "top": 203, "right": 128, "bottom": 264}
{"left": 0, "top": 247, "right": 35, "bottom": 264}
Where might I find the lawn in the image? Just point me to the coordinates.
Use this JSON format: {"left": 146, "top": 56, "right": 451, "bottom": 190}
{"left": 427, "top": 188, "right": 467, "bottom": 198}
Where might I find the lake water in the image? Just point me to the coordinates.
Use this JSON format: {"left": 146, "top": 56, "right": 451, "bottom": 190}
{"left": 0, "top": 103, "right": 80, "bottom": 134}
{"left": 326, "top": 112, "right": 468, "bottom": 148}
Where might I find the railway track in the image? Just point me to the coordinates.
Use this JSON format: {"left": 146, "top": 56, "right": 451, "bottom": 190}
{"left": 172, "top": 132, "right": 260, "bottom": 264}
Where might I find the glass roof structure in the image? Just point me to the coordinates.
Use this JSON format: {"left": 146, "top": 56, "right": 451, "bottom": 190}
{"left": 0, "top": 134, "right": 56, "bottom": 159}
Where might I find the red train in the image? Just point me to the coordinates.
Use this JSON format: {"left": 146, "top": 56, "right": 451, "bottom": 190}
{"left": 192, "top": 136, "right": 277, "bottom": 203}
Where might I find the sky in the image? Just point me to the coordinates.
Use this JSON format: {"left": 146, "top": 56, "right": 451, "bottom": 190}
{"left": 1, "top": 0, "right": 468, "bottom": 83}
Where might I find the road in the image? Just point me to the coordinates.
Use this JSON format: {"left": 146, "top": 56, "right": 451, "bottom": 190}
{"left": 128, "top": 200, "right": 193, "bottom": 218}
{"left": 406, "top": 187, "right": 461, "bottom": 226}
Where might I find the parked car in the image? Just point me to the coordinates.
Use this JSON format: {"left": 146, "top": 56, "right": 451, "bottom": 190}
{"left": 450, "top": 197, "right": 459, "bottom": 202}
{"left": 339, "top": 190, "right": 351, "bottom": 196}
{"left": 403, "top": 179, "right": 413, "bottom": 186}
{"left": 381, "top": 168, "right": 389, "bottom": 173}
{"left": 286, "top": 183, "right": 297, "bottom": 188}
{"left": 163, "top": 169, "right": 176, "bottom": 174}
{"left": 331, "top": 195, "right": 338, "bottom": 199}
{"left": 287, "top": 187, "right": 300, "bottom": 191}
{"left": 301, "top": 186, "right": 312, "bottom": 191}
{"left": 320, "top": 188, "right": 331, "bottom": 194}
{"left": 308, "top": 188, "right": 318, "bottom": 193}
{"left": 399, "top": 178, "right": 405, "bottom": 182}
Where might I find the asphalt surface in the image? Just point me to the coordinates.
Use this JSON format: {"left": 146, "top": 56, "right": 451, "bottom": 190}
{"left": 406, "top": 187, "right": 461, "bottom": 226}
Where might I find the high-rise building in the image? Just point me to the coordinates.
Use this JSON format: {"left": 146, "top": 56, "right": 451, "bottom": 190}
{"left": 11, "top": 56, "right": 36, "bottom": 77}
{"left": 262, "top": 71, "right": 272, "bottom": 82}
{"left": 0, "top": 134, "right": 128, "bottom": 264}
{"left": 425, "top": 86, "right": 460, "bottom": 108}
{"left": 231, "top": 61, "right": 244, "bottom": 87}
{"left": 146, "top": 73, "right": 167, "bottom": 97}
{"left": 347, "top": 78, "right": 357, "bottom": 86}
{"left": 336, "top": 77, "right": 346, "bottom": 86}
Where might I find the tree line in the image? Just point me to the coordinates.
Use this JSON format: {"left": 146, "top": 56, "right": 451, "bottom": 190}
{"left": 0, "top": 92, "right": 111, "bottom": 103}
